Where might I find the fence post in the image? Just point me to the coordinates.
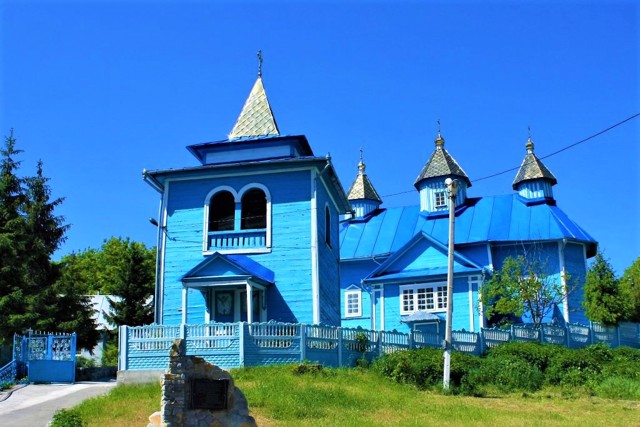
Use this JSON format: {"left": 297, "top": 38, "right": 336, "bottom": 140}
{"left": 239, "top": 322, "right": 245, "bottom": 367}
{"left": 70, "top": 333, "right": 77, "bottom": 362}
{"left": 338, "top": 328, "right": 343, "bottom": 368}
{"left": 377, "top": 331, "right": 382, "bottom": 358}
{"left": 118, "top": 325, "right": 128, "bottom": 371}
{"left": 408, "top": 330, "right": 413, "bottom": 350}
{"left": 616, "top": 325, "right": 621, "bottom": 348}
{"left": 565, "top": 324, "right": 571, "bottom": 348}
{"left": 479, "top": 329, "right": 486, "bottom": 355}
{"left": 300, "top": 324, "right": 306, "bottom": 363}
{"left": 180, "top": 323, "right": 187, "bottom": 342}
{"left": 539, "top": 324, "right": 544, "bottom": 344}
{"left": 590, "top": 322, "right": 595, "bottom": 345}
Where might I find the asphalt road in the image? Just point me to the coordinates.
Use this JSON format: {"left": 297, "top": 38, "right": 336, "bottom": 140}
{"left": 0, "top": 381, "right": 116, "bottom": 427}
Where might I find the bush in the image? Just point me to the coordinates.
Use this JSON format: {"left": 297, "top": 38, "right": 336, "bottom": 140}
{"left": 485, "top": 341, "right": 561, "bottom": 373}
{"left": 545, "top": 344, "right": 612, "bottom": 387}
{"left": 461, "top": 357, "right": 544, "bottom": 395}
{"left": 372, "top": 347, "right": 479, "bottom": 390}
{"left": 50, "top": 409, "right": 84, "bottom": 427}
{"left": 75, "top": 356, "right": 96, "bottom": 369}
{"left": 101, "top": 342, "right": 118, "bottom": 368}
{"left": 593, "top": 376, "right": 640, "bottom": 400}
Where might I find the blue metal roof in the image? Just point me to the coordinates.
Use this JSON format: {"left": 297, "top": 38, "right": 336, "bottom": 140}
{"left": 340, "top": 194, "right": 597, "bottom": 260}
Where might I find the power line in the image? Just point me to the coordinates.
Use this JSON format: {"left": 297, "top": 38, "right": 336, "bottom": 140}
{"left": 376, "top": 112, "right": 639, "bottom": 195}
{"left": 472, "top": 112, "right": 640, "bottom": 184}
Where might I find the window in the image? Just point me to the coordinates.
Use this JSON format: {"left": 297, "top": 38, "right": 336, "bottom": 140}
{"left": 345, "top": 289, "right": 362, "bottom": 317}
{"left": 434, "top": 190, "right": 447, "bottom": 208}
{"left": 325, "top": 206, "right": 331, "bottom": 247}
{"left": 400, "top": 283, "right": 447, "bottom": 314}
{"left": 241, "top": 189, "right": 267, "bottom": 229}
{"left": 209, "top": 191, "right": 235, "bottom": 231}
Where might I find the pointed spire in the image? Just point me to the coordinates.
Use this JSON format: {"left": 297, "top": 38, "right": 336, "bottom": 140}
{"left": 512, "top": 134, "right": 557, "bottom": 190}
{"left": 228, "top": 51, "right": 280, "bottom": 139}
{"left": 414, "top": 127, "right": 471, "bottom": 189}
{"left": 347, "top": 148, "right": 382, "bottom": 203}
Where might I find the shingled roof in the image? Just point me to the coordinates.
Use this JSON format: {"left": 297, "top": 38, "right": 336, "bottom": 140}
{"left": 347, "top": 153, "right": 382, "bottom": 202}
{"left": 414, "top": 134, "right": 471, "bottom": 188}
{"left": 229, "top": 76, "right": 280, "bottom": 139}
{"left": 512, "top": 138, "right": 557, "bottom": 189}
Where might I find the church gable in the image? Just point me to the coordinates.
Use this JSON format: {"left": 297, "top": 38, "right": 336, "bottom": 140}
{"left": 366, "top": 232, "right": 483, "bottom": 282}
{"left": 181, "top": 253, "right": 274, "bottom": 285}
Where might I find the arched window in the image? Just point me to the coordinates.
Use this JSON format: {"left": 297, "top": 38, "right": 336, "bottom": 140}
{"left": 241, "top": 188, "right": 267, "bottom": 229}
{"left": 209, "top": 191, "right": 235, "bottom": 231}
{"left": 325, "top": 206, "right": 331, "bottom": 247}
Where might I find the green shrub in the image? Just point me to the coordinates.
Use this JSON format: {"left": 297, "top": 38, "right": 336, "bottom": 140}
{"left": 485, "top": 341, "right": 561, "bottom": 373}
{"left": 545, "top": 344, "right": 612, "bottom": 387}
{"left": 292, "top": 362, "right": 324, "bottom": 376}
{"left": 372, "top": 347, "right": 478, "bottom": 390}
{"left": 593, "top": 376, "right": 640, "bottom": 400}
{"left": 50, "top": 409, "right": 84, "bottom": 427}
{"left": 101, "top": 342, "right": 118, "bottom": 368}
{"left": 461, "top": 357, "right": 544, "bottom": 395}
{"left": 75, "top": 356, "right": 96, "bottom": 369}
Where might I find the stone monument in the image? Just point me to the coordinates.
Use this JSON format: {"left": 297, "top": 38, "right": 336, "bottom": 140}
{"left": 148, "top": 339, "right": 257, "bottom": 427}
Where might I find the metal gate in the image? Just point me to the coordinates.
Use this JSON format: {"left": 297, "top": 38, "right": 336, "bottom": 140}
{"left": 15, "top": 331, "right": 77, "bottom": 383}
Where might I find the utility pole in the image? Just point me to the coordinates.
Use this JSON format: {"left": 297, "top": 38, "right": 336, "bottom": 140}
{"left": 443, "top": 177, "right": 458, "bottom": 390}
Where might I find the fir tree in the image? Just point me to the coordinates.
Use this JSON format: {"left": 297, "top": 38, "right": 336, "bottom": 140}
{"left": 583, "top": 252, "right": 629, "bottom": 325}
{"left": 0, "top": 130, "right": 28, "bottom": 343}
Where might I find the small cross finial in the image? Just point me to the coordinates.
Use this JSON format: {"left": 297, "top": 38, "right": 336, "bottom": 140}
{"left": 257, "top": 50, "right": 263, "bottom": 77}
{"left": 358, "top": 147, "right": 366, "bottom": 173}
{"left": 528, "top": 125, "right": 531, "bottom": 140}
{"left": 437, "top": 119, "right": 441, "bottom": 136}
{"left": 359, "top": 146, "right": 364, "bottom": 162}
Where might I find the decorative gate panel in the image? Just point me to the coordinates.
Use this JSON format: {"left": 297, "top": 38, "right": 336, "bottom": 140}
{"left": 19, "top": 332, "right": 76, "bottom": 383}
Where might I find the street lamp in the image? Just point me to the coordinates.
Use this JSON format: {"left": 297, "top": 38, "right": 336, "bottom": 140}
{"left": 443, "top": 177, "right": 458, "bottom": 390}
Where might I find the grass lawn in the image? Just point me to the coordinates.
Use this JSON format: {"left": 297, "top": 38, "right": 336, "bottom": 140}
{"left": 70, "top": 366, "right": 640, "bottom": 427}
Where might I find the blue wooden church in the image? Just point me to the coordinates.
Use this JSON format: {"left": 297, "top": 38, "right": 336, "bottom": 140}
{"left": 143, "top": 69, "right": 597, "bottom": 334}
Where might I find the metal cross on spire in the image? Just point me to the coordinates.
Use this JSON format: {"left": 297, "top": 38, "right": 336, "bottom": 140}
{"left": 257, "top": 50, "right": 263, "bottom": 77}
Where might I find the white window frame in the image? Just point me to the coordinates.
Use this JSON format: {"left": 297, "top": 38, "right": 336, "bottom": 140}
{"left": 400, "top": 283, "right": 447, "bottom": 315}
{"left": 344, "top": 289, "right": 362, "bottom": 318}
{"left": 202, "top": 183, "right": 272, "bottom": 254}
{"left": 434, "top": 190, "right": 447, "bottom": 208}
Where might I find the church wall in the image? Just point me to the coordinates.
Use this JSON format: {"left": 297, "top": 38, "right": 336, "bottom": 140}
{"left": 564, "top": 242, "right": 589, "bottom": 324}
{"left": 315, "top": 176, "right": 342, "bottom": 326}
{"left": 160, "top": 169, "right": 315, "bottom": 325}
{"left": 381, "top": 276, "right": 475, "bottom": 334}
{"left": 340, "top": 260, "right": 380, "bottom": 330}
{"left": 490, "top": 242, "right": 563, "bottom": 324}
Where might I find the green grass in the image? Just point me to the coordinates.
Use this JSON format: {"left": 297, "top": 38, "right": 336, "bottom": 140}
{"left": 69, "top": 365, "right": 640, "bottom": 426}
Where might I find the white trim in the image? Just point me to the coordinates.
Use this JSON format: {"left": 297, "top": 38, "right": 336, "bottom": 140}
{"left": 344, "top": 289, "right": 362, "bottom": 318}
{"left": 558, "top": 240, "right": 569, "bottom": 322}
{"left": 380, "top": 285, "right": 385, "bottom": 330}
{"left": 238, "top": 182, "right": 272, "bottom": 248}
{"left": 310, "top": 170, "right": 320, "bottom": 324}
{"left": 399, "top": 282, "right": 447, "bottom": 315}
{"left": 203, "top": 185, "right": 239, "bottom": 252}
{"left": 202, "top": 183, "right": 272, "bottom": 253}
{"left": 181, "top": 286, "right": 188, "bottom": 324}
{"left": 160, "top": 165, "right": 317, "bottom": 184}
{"left": 157, "top": 182, "right": 170, "bottom": 323}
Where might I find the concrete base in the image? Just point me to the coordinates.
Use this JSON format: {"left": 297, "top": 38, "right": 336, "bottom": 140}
{"left": 117, "top": 369, "right": 164, "bottom": 385}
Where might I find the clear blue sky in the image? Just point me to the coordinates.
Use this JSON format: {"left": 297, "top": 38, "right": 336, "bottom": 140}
{"left": 1, "top": 1, "right": 638, "bottom": 275}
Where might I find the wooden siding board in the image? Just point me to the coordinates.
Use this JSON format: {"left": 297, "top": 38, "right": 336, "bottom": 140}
{"left": 161, "top": 169, "right": 318, "bottom": 325}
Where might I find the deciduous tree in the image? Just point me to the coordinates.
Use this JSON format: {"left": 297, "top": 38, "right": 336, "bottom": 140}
{"left": 620, "top": 257, "right": 640, "bottom": 322}
{"left": 480, "top": 255, "right": 566, "bottom": 328}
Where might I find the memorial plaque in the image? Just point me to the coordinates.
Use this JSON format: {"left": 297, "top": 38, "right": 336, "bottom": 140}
{"left": 190, "top": 379, "right": 229, "bottom": 411}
